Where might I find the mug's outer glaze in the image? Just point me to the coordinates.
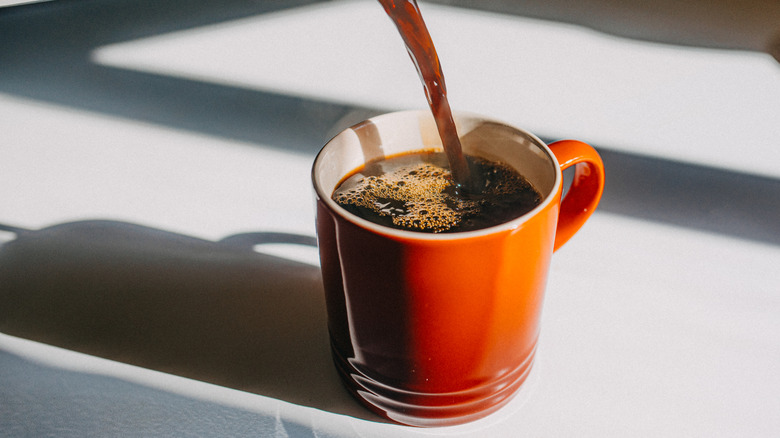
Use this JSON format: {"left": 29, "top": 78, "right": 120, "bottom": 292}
{"left": 312, "top": 111, "right": 604, "bottom": 427}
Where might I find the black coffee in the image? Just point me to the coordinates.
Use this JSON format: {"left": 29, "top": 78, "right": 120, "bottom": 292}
{"left": 332, "top": 151, "right": 542, "bottom": 233}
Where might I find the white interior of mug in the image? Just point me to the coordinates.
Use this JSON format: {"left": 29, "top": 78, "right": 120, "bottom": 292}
{"left": 312, "top": 110, "right": 561, "bottom": 238}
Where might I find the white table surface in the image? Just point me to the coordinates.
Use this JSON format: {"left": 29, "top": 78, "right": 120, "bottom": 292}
{"left": 2, "top": 1, "right": 779, "bottom": 437}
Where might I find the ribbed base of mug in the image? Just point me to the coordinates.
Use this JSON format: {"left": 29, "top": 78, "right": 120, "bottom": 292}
{"left": 331, "top": 344, "right": 537, "bottom": 427}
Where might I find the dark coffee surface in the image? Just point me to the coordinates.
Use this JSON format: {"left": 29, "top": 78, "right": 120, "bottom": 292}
{"left": 332, "top": 151, "right": 542, "bottom": 233}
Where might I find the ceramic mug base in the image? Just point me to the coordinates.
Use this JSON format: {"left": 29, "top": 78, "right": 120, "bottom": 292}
{"left": 331, "top": 342, "right": 537, "bottom": 427}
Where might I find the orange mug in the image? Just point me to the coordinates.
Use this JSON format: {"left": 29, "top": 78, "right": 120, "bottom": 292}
{"left": 312, "top": 110, "right": 604, "bottom": 426}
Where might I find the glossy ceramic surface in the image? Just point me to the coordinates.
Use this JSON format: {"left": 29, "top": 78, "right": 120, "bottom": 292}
{"left": 312, "top": 110, "right": 604, "bottom": 426}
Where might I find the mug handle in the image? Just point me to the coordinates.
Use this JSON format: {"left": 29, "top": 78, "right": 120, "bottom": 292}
{"left": 548, "top": 140, "right": 605, "bottom": 251}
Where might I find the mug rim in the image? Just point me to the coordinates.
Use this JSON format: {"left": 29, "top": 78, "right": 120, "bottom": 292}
{"left": 312, "top": 110, "right": 563, "bottom": 241}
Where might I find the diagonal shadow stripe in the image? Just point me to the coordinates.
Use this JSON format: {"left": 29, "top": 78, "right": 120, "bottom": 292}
{"left": 596, "top": 148, "right": 780, "bottom": 246}
{"left": 427, "top": 0, "right": 780, "bottom": 54}
{"left": 1, "top": 0, "right": 378, "bottom": 154}
{"left": 2, "top": 62, "right": 384, "bottom": 155}
{"left": 539, "top": 135, "right": 780, "bottom": 246}
{"left": 0, "top": 0, "right": 329, "bottom": 48}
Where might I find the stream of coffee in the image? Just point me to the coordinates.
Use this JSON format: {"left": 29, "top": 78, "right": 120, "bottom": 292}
{"left": 377, "top": 0, "right": 473, "bottom": 190}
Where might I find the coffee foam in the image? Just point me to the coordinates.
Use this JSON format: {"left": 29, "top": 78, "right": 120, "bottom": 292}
{"left": 334, "top": 161, "right": 464, "bottom": 232}
{"left": 333, "top": 152, "right": 542, "bottom": 233}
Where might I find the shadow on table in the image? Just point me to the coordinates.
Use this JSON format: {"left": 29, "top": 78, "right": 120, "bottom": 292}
{"left": 0, "top": 0, "right": 383, "bottom": 157}
{"left": 558, "top": 145, "right": 780, "bottom": 247}
{"left": 0, "top": 220, "right": 380, "bottom": 423}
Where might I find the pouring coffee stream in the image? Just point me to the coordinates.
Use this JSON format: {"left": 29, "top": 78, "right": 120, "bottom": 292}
{"left": 378, "top": 0, "right": 475, "bottom": 191}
